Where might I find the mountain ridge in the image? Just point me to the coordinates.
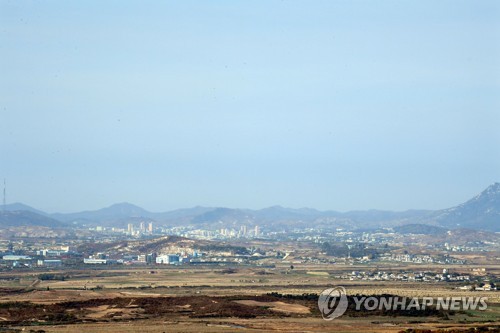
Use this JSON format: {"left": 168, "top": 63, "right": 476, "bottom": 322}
{"left": 2, "top": 183, "right": 499, "bottom": 231}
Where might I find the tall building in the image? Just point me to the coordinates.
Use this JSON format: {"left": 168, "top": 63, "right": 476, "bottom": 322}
{"left": 128, "top": 223, "right": 134, "bottom": 234}
{"left": 148, "top": 222, "right": 153, "bottom": 233}
{"left": 140, "top": 221, "right": 145, "bottom": 232}
{"left": 254, "top": 225, "right": 260, "bottom": 237}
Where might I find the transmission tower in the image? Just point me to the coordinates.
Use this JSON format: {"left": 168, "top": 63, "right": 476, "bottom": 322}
{"left": 2, "top": 179, "right": 5, "bottom": 213}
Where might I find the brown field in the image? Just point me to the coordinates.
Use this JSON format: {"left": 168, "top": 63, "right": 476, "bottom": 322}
{"left": 0, "top": 264, "right": 498, "bottom": 332}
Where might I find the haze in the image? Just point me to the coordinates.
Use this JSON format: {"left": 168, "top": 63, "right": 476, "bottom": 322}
{"left": 1, "top": 1, "right": 499, "bottom": 213}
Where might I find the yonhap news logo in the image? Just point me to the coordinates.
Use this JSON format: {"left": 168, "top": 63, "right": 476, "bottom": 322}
{"left": 317, "top": 286, "right": 348, "bottom": 320}
{"left": 318, "top": 286, "right": 488, "bottom": 320}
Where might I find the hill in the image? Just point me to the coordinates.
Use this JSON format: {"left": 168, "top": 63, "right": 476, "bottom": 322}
{"left": 393, "top": 224, "right": 447, "bottom": 235}
{"left": 4, "top": 202, "right": 49, "bottom": 216}
{"left": 0, "top": 210, "right": 67, "bottom": 228}
{"left": 76, "top": 235, "right": 243, "bottom": 256}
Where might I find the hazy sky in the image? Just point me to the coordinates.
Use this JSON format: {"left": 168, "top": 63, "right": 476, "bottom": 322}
{"left": 1, "top": 1, "right": 499, "bottom": 213}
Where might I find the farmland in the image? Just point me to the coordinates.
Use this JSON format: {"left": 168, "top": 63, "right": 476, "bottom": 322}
{"left": 0, "top": 264, "right": 498, "bottom": 332}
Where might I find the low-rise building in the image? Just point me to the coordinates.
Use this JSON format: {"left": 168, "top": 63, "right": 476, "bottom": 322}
{"left": 83, "top": 258, "right": 108, "bottom": 264}
{"left": 156, "top": 254, "right": 180, "bottom": 265}
{"left": 37, "top": 259, "right": 63, "bottom": 267}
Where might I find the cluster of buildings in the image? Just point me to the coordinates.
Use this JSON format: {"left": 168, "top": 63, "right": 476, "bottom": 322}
{"left": 83, "top": 253, "right": 184, "bottom": 265}
{"left": 220, "top": 225, "right": 260, "bottom": 238}
{"left": 443, "top": 243, "right": 486, "bottom": 252}
{"left": 89, "top": 222, "right": 155, "bottom": 236}
{"left": 1, "top": 245, "right": 76, "bottom": 268}
{"left": 88, "top": 224, "right": 263, "bottom": 241}
{"left": 341, "top": 269, "right": 473, "bottom": 283}
{"left": 127, "top": 222, "right": 154, "bottom": 236}
{"left": 381, "top": 253, "right": 466, "bottom": 265}
{"left": 159, "top": 225, "right": 262, "bottom": 240}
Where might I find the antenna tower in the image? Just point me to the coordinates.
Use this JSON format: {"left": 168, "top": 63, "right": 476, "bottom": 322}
{"left": 2, "top": 179, "right": 5, "bottom": 213}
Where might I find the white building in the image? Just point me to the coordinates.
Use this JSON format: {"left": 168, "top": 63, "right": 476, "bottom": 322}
{"left": 37, "top": 259, "right": 62, "bottom": 267}
{"left": 3, "top": 255, "right": 31, "bottom": 261}
{"left": 156, "top": 254, "right": 180, "bottom": 265}
{"left": 84, "top": 258, "right": 108, "bottom": 264}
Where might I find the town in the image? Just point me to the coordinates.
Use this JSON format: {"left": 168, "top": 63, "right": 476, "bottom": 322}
{"left": 1, "top": 221, "right": 497, "bottom": 293}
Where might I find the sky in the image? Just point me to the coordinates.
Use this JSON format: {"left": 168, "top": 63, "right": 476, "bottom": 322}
{"left": 1, "top": 1, "right": 499, "bottom": 213}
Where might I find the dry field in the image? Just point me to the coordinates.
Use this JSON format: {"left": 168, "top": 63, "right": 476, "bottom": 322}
{"left": 0, "top": 264, "right": 498, "bottom": 332}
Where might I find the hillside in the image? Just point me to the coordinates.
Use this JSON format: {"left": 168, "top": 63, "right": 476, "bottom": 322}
{"left": 0, "top": 210, "right": 67, "bottom": 228}
{"left": 76, "top": 235, "right": 242, "bottom": 256}
{"left": 425, "top": 183, "right": 500, "bottom": 231}
{"left": 4, "top": 202, "right": 49, "bottom": 216}
{"left": 393, "top": 224, "right": 447, "bottom": 235}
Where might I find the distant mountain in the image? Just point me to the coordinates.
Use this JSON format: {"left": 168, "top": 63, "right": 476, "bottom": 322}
{"left": 191, "top": 207, "right": 253, "bottom": 225}
{"left": 0, "top": 210, "right": 66, "bottom": 228}
{"left": 51, "top": 204, "right": 216, "bottom": 227}
{"left": 52, "top": 202, "right": 153, "bottom": 226}
{"left": 255, "top": 205, "right": 326, "bottom": 221}
{"left": 151, "top": 206, "right": 215, "bottom": 222}
{"left": 4, "top": 202, "right": 48, "bottom": 216}
{"left": 4, "top": 182, "right": 499, "bottom": 231}
{"left": 189, "top": 206, "right": 338, "bottom": 228}
{"left": 427, "top": 183, "right": 500, "bottom": 231}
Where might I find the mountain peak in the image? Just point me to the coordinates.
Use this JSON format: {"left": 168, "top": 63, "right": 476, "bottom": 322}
{"left": 473, "top": 182, "right": 500, "bottom": 201}
{"left": 107, "top": 202, "right": 144, "bottom": 209}
{"left": 433, "top": 182, "right": 500, "bottom": 231}
{"left": 100, "top": 202, "right": 149, "bottom": 215}
{"left": 485, "top": 182, "right": 500, "bottom": 193}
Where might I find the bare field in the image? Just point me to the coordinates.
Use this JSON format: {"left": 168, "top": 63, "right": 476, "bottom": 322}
{"left": 0, "top": 265, "right": 498, "bottom": 332}
{"left": 11, "top": 316, "right": 500, "bottom": 333}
